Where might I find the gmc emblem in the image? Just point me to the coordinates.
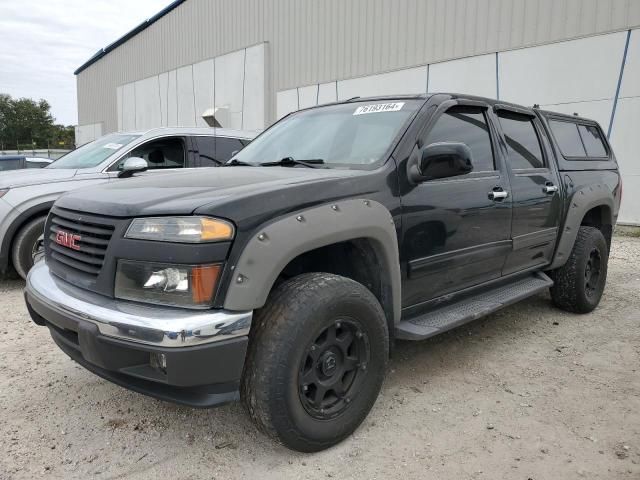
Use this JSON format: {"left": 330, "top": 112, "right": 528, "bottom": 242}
{"left": 55, "top": 230, "right": 81, "bottom": 251}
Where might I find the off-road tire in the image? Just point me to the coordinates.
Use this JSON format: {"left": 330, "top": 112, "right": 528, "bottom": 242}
{"left": 11, "top": 216, "right": 46, "bottom": 280}
{"left": 549, "top": 226, "right": 608, "bottom": 314}
{"left": 241, "top": 272, "right": 389, "bottom": 452}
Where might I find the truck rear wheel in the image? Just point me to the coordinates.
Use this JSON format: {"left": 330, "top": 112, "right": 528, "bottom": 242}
{"left": 549, "top": 226, "right": 609, "bottom": 314}
{"left": 12, "top": 216, "right": 47, "bottom": 280}
{"left": 241, "top": 272, "right": 388, "bottom": 452}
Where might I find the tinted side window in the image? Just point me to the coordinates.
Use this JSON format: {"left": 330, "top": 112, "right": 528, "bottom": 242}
{"left": 217, "top": 138, "right": 245, "bottom": 163}
{"left": 198, "top": 137, "right": 245, "bottom": 166}
{"left": 26, "top": 160, "right": 48, "bottom": 168}
{"left": 110, "top": 137, "right": 186, "bottom": 171}
{"left": 549, "top": 120, "right": 587, "bottom": 157}
{"left": 424, "top": 106, "right": 495, "bottom": 172}
{"left": 497, "top": 111, "right": 545, "bottom": 169}
{"left": 0, "top": 159, "right": 22, "bottom": 171}
{"left": 578, "top": 125, "right": 607, "bottom": 157}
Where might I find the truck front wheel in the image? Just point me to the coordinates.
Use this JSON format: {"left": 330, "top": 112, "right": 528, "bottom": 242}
{"left": 549, "top": 226, "right": 609, "bottom": 314}
{"left": 241, "top": 272, "right": 389, "bottom": 452}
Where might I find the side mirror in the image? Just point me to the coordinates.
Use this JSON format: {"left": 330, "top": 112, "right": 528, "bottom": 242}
{"left": 118, "top": 157, "right": 148, "bottom": 178}
{"left": 416, "top": 142, "right": 473, "bottom": 181}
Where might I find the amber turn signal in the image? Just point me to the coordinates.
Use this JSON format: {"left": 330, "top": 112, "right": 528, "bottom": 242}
{"left": 191, "top": 264, "right": 222, "bottom": 304}
{"left": 200, "top": 218, "right": 235, "bottom": 241}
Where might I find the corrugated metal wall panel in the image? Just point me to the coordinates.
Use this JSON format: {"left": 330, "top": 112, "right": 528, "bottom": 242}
{"left": 77, "top": 0, "right": 640, "bottom": 131}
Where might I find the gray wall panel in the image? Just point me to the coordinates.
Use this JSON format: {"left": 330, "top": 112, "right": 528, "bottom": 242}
{"left": 77, "top": 0, "right": 640, "bottom": 133}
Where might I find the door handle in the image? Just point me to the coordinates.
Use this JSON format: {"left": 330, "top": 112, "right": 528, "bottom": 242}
{"left": 488, "top": 188, "right": 509, "bottom": 201}
{"left": 543, "top": 184, "right": 558, "bottom": 194}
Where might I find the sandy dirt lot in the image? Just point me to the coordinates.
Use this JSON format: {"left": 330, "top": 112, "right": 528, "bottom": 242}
{"left": 1, "top": 236, "right": 639, "bottom": 480}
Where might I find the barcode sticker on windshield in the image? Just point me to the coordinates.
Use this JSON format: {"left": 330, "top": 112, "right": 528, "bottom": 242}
{"left": 103, "top": 143, "right": 123, "bottom": 150}
{"left": 353, "top": 102, "right": 405, "bottom": 115}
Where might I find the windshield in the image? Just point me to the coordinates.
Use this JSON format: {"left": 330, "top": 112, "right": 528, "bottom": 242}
{"left": 48, "top": 133, "right": 140, "bottom": 169}
{"left": 232, "top": 100, "right": 421, "bottom": 169}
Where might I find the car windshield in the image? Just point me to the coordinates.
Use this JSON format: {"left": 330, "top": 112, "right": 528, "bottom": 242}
{"left": 231, "top": 100, "right": 421, "bottom": 169}
{"left": 48, "top": 133, "right": 141, "bottom": 169}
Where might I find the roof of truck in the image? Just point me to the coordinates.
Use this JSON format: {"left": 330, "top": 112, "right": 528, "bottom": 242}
{"left": 315, "top": 93, "right": 602, "bottom": 126}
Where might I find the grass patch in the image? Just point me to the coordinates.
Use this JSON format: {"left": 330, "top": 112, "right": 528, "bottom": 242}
{"left": 615, "top": 225, "right": 640, "bottom": 238}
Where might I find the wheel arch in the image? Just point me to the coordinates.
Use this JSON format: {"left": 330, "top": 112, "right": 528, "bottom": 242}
{"left": 223, "top": 199, "right": 402, "bottom": 327}
{"left": 550, "top": 184, "right": 614, "bottom": 270}
{"left": 0, "top": 202, "right": 53, "bottom": 275}
{"left": 579, "top": 203, "right": 613, "bottom": 249}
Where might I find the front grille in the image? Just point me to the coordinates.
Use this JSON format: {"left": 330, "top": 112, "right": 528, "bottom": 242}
{"left": 48, "top": 209, "right": 115, "bottom": 277}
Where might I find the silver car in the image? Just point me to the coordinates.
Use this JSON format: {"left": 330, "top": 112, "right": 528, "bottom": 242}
{"left": 0, "top": 127, "right": 255, "bottom": 279}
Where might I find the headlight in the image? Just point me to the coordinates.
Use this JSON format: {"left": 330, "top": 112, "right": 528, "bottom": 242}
{"left": 0, "top": 189, "right": 9, "bottom": 198}
{"left": 125, "top": 217, "right": 234, "bottom": 243}
{"left": 115, "top": 260, "right": 221, "bottom": 308}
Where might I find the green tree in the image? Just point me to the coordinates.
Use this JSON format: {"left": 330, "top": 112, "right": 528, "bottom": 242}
{"left": 0, "top": 93, "right": 75, "bottom": 150}
{"left": 49, "top": 125, "right": 75, "bottom": 149}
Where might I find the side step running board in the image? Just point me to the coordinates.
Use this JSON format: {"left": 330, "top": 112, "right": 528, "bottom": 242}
{"left": 395, "top": 272, "right": 553, "bottom": 341}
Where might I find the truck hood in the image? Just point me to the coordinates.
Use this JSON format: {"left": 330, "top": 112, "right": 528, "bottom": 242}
{"left": 55, "top": 167, "right": 376, "bottom": 219}
{"left": 0, "top": 168, "right": 78, "bottom": 188}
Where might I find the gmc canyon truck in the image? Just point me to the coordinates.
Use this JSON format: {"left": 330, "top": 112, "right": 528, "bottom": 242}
{"left": 25, "top": 94, "right": 621, "bottom": 452}
{"left": 0, "top": 127, "right": 254, "bottom": 279}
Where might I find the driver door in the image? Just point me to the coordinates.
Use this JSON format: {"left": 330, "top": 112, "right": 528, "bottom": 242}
{"left": 399, "top": 102, "right": 512, "bottom": 312}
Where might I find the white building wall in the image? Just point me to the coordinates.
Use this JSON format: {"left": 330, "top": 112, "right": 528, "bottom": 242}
{"left": 176, "top": 65, "right": 197, "bottom": 127}
{"left": 115, "top": 43, "right": 266, "bottom": 133}
{"left": 192, "top": 59, "right": 215, "bottom": 127}
{"left": 276, "top": 88, "right": 298, "bottom": 120}
{"left": 77, "top": 0, "right": 640, "bottom": 134}
{"left": 298, "top": 85, "right": 319, "bottom": 110}
{"left": 499, "top": 33, "right": 627, "bottom": 107}
{"left": 610, "top": 29, "right": 640, "bottom": 225}
{"left": 134, "top": 76, "right": 162, "bottom": 131}
{"left": 317, "top": 81, "right": 337, "bottom": 104}
{"left": 275, "top": 29, "right": 639, "bottom": 224}
{"left": 428, "top": 54, "right": 496, "bottom": 98}
{"left": 337, "top": 67, "right": 428, "bottom": 101}
{"left": 74, "top": 123, "right": 103, "bottom": 147}
{"left": 242, "top": 43, "right": 266, "bottom": 131}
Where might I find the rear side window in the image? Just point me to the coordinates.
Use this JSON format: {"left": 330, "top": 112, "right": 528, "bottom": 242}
{"left": 216, "top": 138, "right": 246, "bottom": 162}
{"left": 578, "top": 125, "right": 607, "bottom": 157}
{"left": 424, "top": 106, "right": 495, "bottom": 172}
{"left": 497, "top": 111, "right": 545, "bottom": 169}
{"left": 198, "top": 137, "right": 246, "bottom": 166}
{"left": 0, "top": 159, "right": 22, "bottom": 171}
{"left": 548, "top": 120, "right": 587, "bottom": 157}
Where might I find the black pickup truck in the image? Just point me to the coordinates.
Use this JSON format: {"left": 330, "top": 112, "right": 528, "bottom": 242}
{"left": 25, "top": 93, "right": 621, "bottom": 452}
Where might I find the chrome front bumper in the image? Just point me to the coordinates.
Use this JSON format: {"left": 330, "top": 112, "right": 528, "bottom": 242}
{"left": 25, "top": 261, "right": 252, "bottom": 348}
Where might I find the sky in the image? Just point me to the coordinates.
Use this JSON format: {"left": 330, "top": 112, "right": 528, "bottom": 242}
{"left": 0, "top": 0, "right": 175, "bottom": 126}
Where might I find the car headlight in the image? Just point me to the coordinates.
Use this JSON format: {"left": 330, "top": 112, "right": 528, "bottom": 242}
{"left": 115, "top": 260, "right": 221, "bottom": 308}
{"left": 0, "top": 189, "right": 9, "bottom": 199}
{"left": 125, "top": 216, "right": 234, "bottom": 243}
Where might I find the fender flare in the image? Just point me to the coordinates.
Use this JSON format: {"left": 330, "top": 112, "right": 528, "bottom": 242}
{"left": 223, "top": 198, "right": 402, "bottom": 324}
{"left": 549, "top": 183, "right": 614, "bottom": 270}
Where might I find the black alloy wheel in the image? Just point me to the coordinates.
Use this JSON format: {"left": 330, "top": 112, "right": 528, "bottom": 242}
{"left": 584, "top": 248, "right": 602, "bottom": 299}
{"left": 298, "top": 319, "right": 370, "bottom": 420}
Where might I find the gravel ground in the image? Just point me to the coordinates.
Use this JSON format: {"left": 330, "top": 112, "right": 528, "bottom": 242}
{"left": 1, "top": 236, "right": 639, "bottom": 480}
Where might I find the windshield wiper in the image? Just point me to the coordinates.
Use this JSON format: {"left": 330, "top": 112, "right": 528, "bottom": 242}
{"left": 260, "top": 157, "right": 327, "bottom": 168}
{"left": 224, "top": 158, "right": 254, "bottom": 167}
